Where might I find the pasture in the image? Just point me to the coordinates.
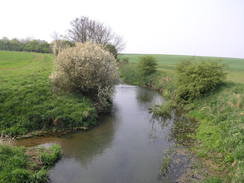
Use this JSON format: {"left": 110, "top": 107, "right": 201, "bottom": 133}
{"left": 120, "top": 54, "right": 244, "bottom": 83}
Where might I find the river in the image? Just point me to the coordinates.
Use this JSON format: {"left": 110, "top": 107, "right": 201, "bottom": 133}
{"left": 16, "top": 85, "right": 188, "bottom": 183}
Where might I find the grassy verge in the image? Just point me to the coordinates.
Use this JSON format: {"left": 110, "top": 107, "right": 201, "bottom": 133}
{"left": 0, "top": 144, "right": 61, "bottom": 183}
{"left": 0, "top": 51, "right": 97, "bottom": 136}
{"left": 119, "top": 55, "right": 244, "bottom": 183}
{"left": 187, "top": 83, "right": 244, "bottom": 182}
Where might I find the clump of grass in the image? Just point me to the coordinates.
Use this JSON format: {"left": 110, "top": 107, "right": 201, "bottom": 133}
{"left": 160, "top": 149, "right": 173, "bottom": 177}
{"left": 171, "top": 116, "right": 199, "bottom": 146}
{"left": 0, "top": 144, "right": 61, "bottom": 183}
{"left": 160, "top": 156, "right": 171, "bottom": 176}
{"left": 40, "top": 144, "right": 61, "bottom": 167}
{"left": 151, "top": 101, "right": 175, "bottom": 119}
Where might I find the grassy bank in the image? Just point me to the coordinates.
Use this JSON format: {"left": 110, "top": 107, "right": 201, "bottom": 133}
{"left": 0, "top": 144, "right": 61, "bottom": 183}
{"left": 188, "top": 83, "right": 244, "bottom": 182}
{"left": 0, "top": 51, "right": 97, "bottom": 136}
{"left": 119, "top": 54, "right": 244, "bottom": 182}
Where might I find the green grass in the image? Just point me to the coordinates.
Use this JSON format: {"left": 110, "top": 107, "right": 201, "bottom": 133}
{"left": 119, "top": 54, "right": 244, "bottom": 182}
{"left": 0, "top": 51, "right": 97, "bottom": 136}
{"left": 0, "top": 144, "right": 61, "bottom": 183}
{"left": 188, "top": 83, "right": 244, "bottom": 183}
{"left": 120, "top": 54, "right": 244, "bottom": 83}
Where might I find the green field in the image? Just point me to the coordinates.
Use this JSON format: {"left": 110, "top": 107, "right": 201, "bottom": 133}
{"left": 0, "top": 51, "right": 97, "bottom": 136}
{"left": 120, "top": 54, "right": 244, "bottom": 83}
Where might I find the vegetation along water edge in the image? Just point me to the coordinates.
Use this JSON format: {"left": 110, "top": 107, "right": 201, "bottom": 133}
{"left": 0, "top": 16, "right": 123, "bottom": 182}
{"left": 0, "top": 49, "right": 243, "bottom": 182}
{"left": 0, "top": 44, "right": 118, "bottom": 182}
{"left": 0, "top": 51, "right": 97, "bottom": 137}
{"left": 0, "top": 142, "right": 61, "bottom": 183}
{"left": 119, "top": 54, "right": 244, "bottom": 183}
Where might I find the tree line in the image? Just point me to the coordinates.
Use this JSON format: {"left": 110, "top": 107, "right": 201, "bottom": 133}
{"left": 0, "top": 37, "right": 51, "bottom": 53}
{"left": 0, "top": 16, "right": 124, "bottom": 58}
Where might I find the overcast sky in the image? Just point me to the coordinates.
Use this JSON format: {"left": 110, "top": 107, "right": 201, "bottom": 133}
{"left": 0, "top": 0, "right": 243, "bottom": 58}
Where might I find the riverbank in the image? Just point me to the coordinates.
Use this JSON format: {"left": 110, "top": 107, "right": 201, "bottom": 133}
{"left": 0, "top": 143, "right": 61, "bottom": 183}
{"left": 0, "top": 50, "right": 98, "bottom": 182}
{"left": 0, "top": 50, "right": 122, "bottom": 183}
{"left": 0, "top": 51, "right": 97, "bottom": 137}
{"left": 14, "top": 85, "right": 174, "bottom": 183}
{"left": 119, "top": 58, "right": 244, "bottom": 182}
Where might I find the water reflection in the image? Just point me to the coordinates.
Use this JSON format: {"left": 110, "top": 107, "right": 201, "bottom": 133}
{"left": 136, "top": 87, "right": 164, "bottom": 110}
{"left": 16, "top": 85, "right": 177, "bottom": 183}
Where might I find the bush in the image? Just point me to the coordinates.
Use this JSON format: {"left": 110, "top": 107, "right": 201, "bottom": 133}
{"left": 137, "top": 56, "right": 158, "bottom": 86}
{"left": 138, "top": 56, "right": 157, "bottom": 76}
{"left": 104, "top": 44, "right": 118, "bottom": 60}
{"left": 119, "top": 63, "right": 141, "bottom": 85}
{"left": 176, "top": 61, "right": 226, "bottom": 102}
{"left": 50, "top": 42, "right": 119, "bottom": 111}
{"left": 51, "top": 40, "right": 75, "bottom": 56}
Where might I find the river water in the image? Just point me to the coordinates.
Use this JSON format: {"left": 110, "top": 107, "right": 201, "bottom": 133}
{"left": 16, "top": 85, "right": 186, "bottom": 183}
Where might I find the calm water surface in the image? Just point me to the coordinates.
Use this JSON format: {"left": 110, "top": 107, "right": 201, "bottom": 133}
{"left": 16, "top": 85, "right": 179, "bottom": 183}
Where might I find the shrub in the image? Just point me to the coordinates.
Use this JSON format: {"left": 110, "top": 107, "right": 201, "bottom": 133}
{"left": 176, "top": 61, "right": 226, "bottom": 102}
{"left": 137, "top": 56, "right": 158, "bottom": 86}
{"left": 50, "top": 42, "right": 119, "bottom": 111}
{"left": 119, "top": 64, "right": 141, "bottom": 85}
{"left": 51, "top": 40, "right": 75, "bottom": 56}
{"left": 138, "top": 56, "right": 157, "bottom": 76}
{"left": 104, "top": 44, "right": 118, "bottom": 60}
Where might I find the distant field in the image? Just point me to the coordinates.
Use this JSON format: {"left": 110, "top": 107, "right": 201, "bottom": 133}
{"left": 120, "top": 54, "right": 244, "bottom": 83}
